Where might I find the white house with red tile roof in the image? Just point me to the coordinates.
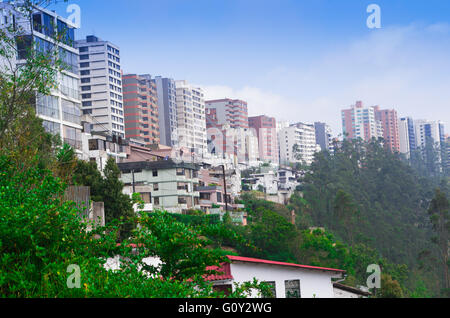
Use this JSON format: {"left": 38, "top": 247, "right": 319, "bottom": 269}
{"left": 206, "top": 255, "right": 346, "bottom": 298}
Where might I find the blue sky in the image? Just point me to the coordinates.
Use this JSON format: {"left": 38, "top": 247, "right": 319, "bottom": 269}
{"left": 52, "top": 0, "right": 450, "bottom": 135}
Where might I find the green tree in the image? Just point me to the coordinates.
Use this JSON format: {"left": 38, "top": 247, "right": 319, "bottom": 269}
{"left": 427, "top": 189, "right": 450, "bottom": 290}
{"left": 0, "top": 154, "right": 269, "bottom": 297}
{"left": 333, "top": 190, "right": 359, "bottom": 245}
{"left": 73, "top": 158, "right": 135, "bottom": 240}
{"left": 378, "top": 274, "right": 404, "bottom": 298}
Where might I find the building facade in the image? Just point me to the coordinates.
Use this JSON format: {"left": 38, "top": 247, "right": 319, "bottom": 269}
{"left": 249, "top": 115, "right": 278, "bottom": 164}
{"left": 123, "top": 74, "right": 160, "bottom": 146}
{"left": 341, "top": 101, "right": 383, "bottom": 142}
{"left": 75, "top": 36, "right": 124, "bottom": 137}
{"left": 279, "top": 123, "right": 319, "bottom": 166}
{"left": 153, "top": 76, "right": 178, "bottom": 147}
{"left": 176, "top": 80, "right": 207, "bottom": 156}
{"left": 314, "top": 122, "right": 333, "bottom": 153}
{"left": 374, "top": 106, "right": 400, "bottom": 152}
{"left": 414, "top": 119, "right": 445, "bottom": 149}
{"left": 1, "top": 3, "right": 85, "bottom": 154}
{"left": 118, "top": 160, "right": 200, "bottom": 213}
{"left": 205, "top": 98, "right": 249, "bottom": 129}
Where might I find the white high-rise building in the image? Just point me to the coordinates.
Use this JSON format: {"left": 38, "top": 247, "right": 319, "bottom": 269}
{"left": 398, "top": 118, "right": 411, "bottom": 158}
{"left": 0, "top": 3, "right": 84, "bottom": 153}
{"left": 279, "top": 122, "right": 320, "bottom": 166}
{"left": 175, "top": 80, "right": 207, "bottom": 156}
{"left": 75, "top": 36, "right": 124, "bottom": 137}
{"left": 414, "top": 119, "right": 445, "bottom": 149}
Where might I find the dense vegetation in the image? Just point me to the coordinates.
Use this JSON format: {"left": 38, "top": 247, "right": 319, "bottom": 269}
{"left": 301, "top": 139, "right": 449, "bottom": 296}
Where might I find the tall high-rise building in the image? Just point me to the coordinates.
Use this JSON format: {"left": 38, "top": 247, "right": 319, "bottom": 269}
{"left": 1, "top": 3, "right": 83, "bottom": 151}
{"left": 414, "top": 119, "right": 445, "bottom": 149}
{"left": 341, "top": 101, "right": 383, "bottom": 142}
{"left": 279, "top": 122, "right": 319, "bottom": 166}
{"left": 122, "top": 74, "right": 160, "bottom": 146}
{"left": 75, "top": 35, "right": 124, "bottom": 137}
{"left": 152, "top": 76, "right": 178, "bottom": 147}
{"left": 205, "top": 99, "right": 249, "bottom": 129}
{"left": 314, "top": 122, "right": 333, "bottom": 152}
{"left": 374, "top": 106, "right": 400, "bottom": 152}
{"left": 249, "top": 115, "right": 279, "bottom": 164}
{"left": 175, "top": 80, "right": 207, "bottom": 156}
{"left": 399, "top": 117, "right": 416, "bottom": 158}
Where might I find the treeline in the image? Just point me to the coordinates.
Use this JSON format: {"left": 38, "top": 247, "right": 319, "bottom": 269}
{"left": 298, "top": 138, "right": 449, "bottom": 297}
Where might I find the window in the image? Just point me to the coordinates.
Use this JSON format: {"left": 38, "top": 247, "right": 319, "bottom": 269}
{"left": 42, "top": 120, "right": 60, "bottom": 135}
{"left": 284, "top": 280, "right": 301, "bottom": 298}
{"left": 79, "top": 46, "right": 88, "bottom": 53}
{"left": 57, "top": 19, "right": 74, "bottom": 46}
{"left": 80, "top": 62, "right": 90, "bottom": 68}
{"left": 82, "top": 101, "right": 92, "bottom": 107}
{"left": 262, "top": 282, "right": 276, "bottom": 298}
{"left": 80, "top": 70, "right": 90, "bottom": 76}
{"left": 62, "top": 99, "right": 81, "bottom": 125}
{"left": 16, "top": 35, "right": 32, "bottom": 60}
{"left": 153, "top": 183, "right": 159, "bottom": 191}
{"left": 153, "top": 197, "right": 159, "bottom": 205}
{"left": 80, "top": 54, "right": 89, "bottom": 60}
{"left": 81, "top": 78, "right": 90, "bottom": 84}
{"left": 36, "top": 94, "right": 59, "bottom": 119}
{"left": 59, "top": 48, "right": 78, "bottom": 74}
{"left": 81, "top": 86, "right": 91, "bottom": 91}
{"left": 82, "top": 93, "right": 91, "bottom": 99}
{"left": 152, "top": 170, "right": 158, "bottom": 177}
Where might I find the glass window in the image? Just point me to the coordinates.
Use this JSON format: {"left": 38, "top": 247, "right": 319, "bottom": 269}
{"left": 42, "top": 120, "right": 60, "bottom": 136}
{"left": 63, "top": 125, "right": 82, "bottom": 150}
{"left": 60, "top": 74, "right": 79, "bottom": 99}
{"left": 42, "top": 13, "right": 55, "bottom": 37}
{"left": 262, "top": 282, "right": 276, "bottom": 298}
{"left": 16, "top": 35, "right": 32, "bottom": 60}
{"left": 284, "top": 280, "right": 301, "bottom": 298}
{"left": 61, "top": 99, "right": 81, "bottom": 125}
{"left": 59, "top": 48, "right": 78, "bottom": 74}
{"left": 36, "top": 94, "right": 59, "bottom": 119}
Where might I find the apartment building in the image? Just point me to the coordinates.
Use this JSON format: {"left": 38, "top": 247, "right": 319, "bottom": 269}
{"left": 399, "top": 117, "right": 416, "bottom": 158}
{"left": 341, "top": 101, "right": 383, "bottom": 142}
{"left": 207, "top": 125, "right": 259, "bottom": 165}
{"left": 1, "top": 3, "right": 84, "bottom": 153}
{"left": 176, "top": 80, "right": 207, "bottom": 156}
{"left": 123, "top": 74, "right": 160, "bottom": 146}
{"left": 314, "top": 122, "right": 333, "bottom": 152}
{"left": 153, "top": 76, "right": 178, "bottom": 147}
{"left": 249, "top": 115, "right": 279, "bottom": 164}
{"left": 414, "top": 119, "right": 445, "bottom": 149}
{"left": 75, "top": 36, "right": 124, "bottom": 137}
{"left": 118, "top": 160, "right": 200, "bottom": 213}
{"left": 374, "top": 106, "right": 400, "bottom": 152}
{"left": 205, "top": 98, "right": 249, "bottom": 129}
{"left": 279, "top": 123, "right": 319, "bottom": 166}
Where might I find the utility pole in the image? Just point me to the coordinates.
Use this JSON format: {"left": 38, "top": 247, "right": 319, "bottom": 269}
{"left": 221, "top": 164, "right": 228, "bottom": 212}
{"left": 132, "top": 169, "right": 136, "bottom": 194}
